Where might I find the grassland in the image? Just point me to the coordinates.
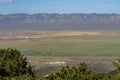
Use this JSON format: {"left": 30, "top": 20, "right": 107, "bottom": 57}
{"left": 0, "top": 31, "right": 120, "bottom": 58}
{"left": 0, "top": 30, "right": 120, "bottom": 75}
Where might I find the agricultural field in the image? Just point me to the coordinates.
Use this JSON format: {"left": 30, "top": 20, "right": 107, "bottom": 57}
{"left": 0, "top": 30, "right": 120, "bottom": 75}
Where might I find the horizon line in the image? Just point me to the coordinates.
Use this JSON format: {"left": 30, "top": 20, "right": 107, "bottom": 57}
{"left": 0, "top": 13, "right": 120, "bottom": 15}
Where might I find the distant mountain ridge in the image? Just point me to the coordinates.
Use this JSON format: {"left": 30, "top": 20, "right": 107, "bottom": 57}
{"left": 0, "top": 13, "right": 120, "bottom": 30}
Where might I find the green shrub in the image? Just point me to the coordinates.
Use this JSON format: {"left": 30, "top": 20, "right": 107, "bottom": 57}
{"left": 0, "top": 48, "right": 35, "bottom": 77}
{"left": 47, "top": 63, "right": 103, "bottom": 80}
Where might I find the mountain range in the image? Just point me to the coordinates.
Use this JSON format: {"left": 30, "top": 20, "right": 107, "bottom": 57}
{"left": 0, "top": 13, "right": 120, "bottom": 31}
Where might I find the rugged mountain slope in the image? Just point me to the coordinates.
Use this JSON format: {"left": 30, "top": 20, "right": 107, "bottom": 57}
{"left": 0, "top": 13, "right": 120, "bottom": 30}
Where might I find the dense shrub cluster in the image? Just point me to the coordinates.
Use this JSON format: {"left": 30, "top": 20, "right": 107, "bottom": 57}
{"left": 47, "top": 63, "right": 120, "bottom": 80}
{"left": 47, "top": 63, "right": 103, "bottom": 80}
{"left": 0, "top": 48, "right": 35, "bottom": 79}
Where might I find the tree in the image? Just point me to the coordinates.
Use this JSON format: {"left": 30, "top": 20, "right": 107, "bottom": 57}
{"left": 113, "top": 57, "right": 120, "bottom": 72}
{"left": 0, "top": 48, "right": 35, "bottom": 77}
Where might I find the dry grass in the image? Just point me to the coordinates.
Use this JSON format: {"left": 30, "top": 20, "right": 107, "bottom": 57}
{"left": 0, "top": 31, "right": 102, "bottom": 39}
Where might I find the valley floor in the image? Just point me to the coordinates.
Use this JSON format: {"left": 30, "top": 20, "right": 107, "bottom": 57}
{"left": 0, "top": 30, "right": 119, "bottom": 76}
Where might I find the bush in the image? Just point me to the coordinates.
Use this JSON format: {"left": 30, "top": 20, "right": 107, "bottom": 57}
{"left": 0, "top": 48, "right": 35, "bottom": 77}
{"left": 47, "top": 63, "right": 103, "bottom": 80}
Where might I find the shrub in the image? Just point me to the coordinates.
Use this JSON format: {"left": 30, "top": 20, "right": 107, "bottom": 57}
{"left": 0, "top": 48, "right": 35, "bottom": 77}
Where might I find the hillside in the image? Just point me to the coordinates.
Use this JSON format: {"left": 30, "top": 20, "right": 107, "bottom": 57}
{"left": 0, "top": 13, "right": 120, "bottom": 31}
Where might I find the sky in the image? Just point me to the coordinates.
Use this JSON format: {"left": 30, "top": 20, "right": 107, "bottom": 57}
{"left": 0, "top": 0, "right": 120, "bottom": 14}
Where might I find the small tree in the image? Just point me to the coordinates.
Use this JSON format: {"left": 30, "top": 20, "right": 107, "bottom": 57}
{"left": 113, "top": 57, "right": 120, "bottom": 72}
{"left": 0, "top": 48, "right": 34, "bottom": 77}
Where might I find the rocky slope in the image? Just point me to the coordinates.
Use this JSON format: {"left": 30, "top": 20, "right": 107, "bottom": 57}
{"left": 0, "top": 13, "right": 120, "bottom": 30}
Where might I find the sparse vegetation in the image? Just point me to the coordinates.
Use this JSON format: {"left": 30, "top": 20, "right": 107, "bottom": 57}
{"left": 0, "top": 32, "right": 120, "bottom": 58}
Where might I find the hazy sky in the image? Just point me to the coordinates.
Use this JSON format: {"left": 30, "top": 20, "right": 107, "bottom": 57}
{"left": 0, "top": 0, "right": 120, "bottom": 14}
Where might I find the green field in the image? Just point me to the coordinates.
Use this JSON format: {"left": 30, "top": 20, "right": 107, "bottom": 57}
{"left": 0, "top": 35, "right": 120, "bottom": 58}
